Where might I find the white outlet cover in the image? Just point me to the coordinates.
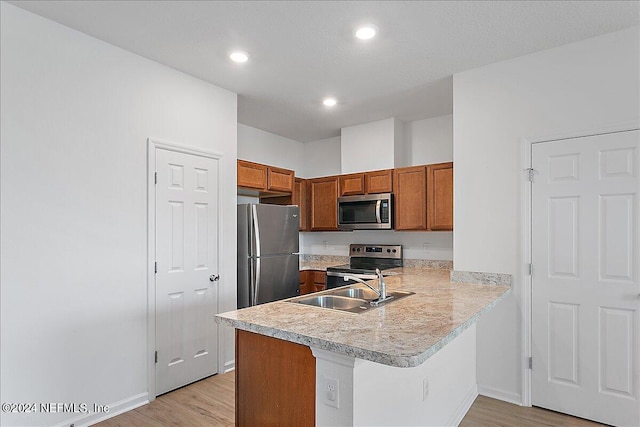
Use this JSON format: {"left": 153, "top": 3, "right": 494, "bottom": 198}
{"left": 323, "top": 375, "right": 340, "bottom": 408}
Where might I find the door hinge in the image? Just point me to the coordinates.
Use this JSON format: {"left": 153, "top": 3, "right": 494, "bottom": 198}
{"left": 155, "top": 351, "right": 158, "bottom": 364}
{"left": 529, "top": 357, "right": 533, "bottom": 370}
{"left": 154, "top": 262, "right": 157, "bottom": 274}
{"left": 154, "top": 172, "right": 157, "bottom": 185}
{"left": 528, "top": 263, "right": 533, "bottom": 276}
{"left": 526, "top": 168, "right": 536, "bottom": 183}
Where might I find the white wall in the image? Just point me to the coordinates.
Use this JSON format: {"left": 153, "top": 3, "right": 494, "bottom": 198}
{"left": 237, "top": 123, "right": 305, "bottom": 172}
{"left": 453, "top": 26, "right": 640, "bottom": 403}
{"left": 405, "top": 115, "right": 453, "bottom": 165}
{"left": 0, "top": 4, "right": 237, "bottom": 426}
{"left": 302, "top": 136, "right": 342, "bottom": 178}
{"left": 341, "top": 117, "right": 404, "bottom": 173}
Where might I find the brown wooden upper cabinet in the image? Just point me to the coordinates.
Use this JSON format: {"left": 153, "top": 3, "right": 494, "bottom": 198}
{"left": 292, "top": 178, "right": 308, "bottom": 231}
{"left": 237, "top": 159, "right": 294, "bottom": 193}
{"left": 309, "top": 176, "right": 339, "bottom": 231}
{"left": 393, "top": 163, "right": 454, "bottom": 231}
{"left": 268, "top": 166, "right": 294, "bottom": 193}
{"left": 338, "top": 173, "right": 365, "bottom": 196}
{"left": 427, "top": 162, "right": 453, "bottom": 231}
{"left": 237, "top": 159, "right": 267, "bottom": 190}
{"left": 338, "top": 169, "right": 392, "bottom": 196}
{"left": 365, "top": 169, "right": 393, "bottom": 194}
{"left": 393, "top": 165, "right": 428, "bottom": 230}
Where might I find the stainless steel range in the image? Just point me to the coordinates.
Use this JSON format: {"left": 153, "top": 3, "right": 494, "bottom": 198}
{"left": 326, "top": 244, "right": 402, "bottom": 289}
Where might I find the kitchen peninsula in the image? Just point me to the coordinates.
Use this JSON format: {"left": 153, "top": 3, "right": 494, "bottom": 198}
{"left": 217, "top": 267, "right": 510, "bottom": 426}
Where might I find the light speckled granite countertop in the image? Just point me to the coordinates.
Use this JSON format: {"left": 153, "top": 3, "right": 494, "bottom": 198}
{"left": 216, "top": 267, "right": 510, "bottom": 368}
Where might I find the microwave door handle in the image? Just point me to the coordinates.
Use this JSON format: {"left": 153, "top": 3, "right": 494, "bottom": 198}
{"left": 375, "top": 200, "right": 382, "bottom": 223}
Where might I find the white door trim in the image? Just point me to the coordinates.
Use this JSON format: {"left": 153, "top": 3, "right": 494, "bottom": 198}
{"left": 147, "top": 137, "right": 223, "bottom": 400}
{"left": 520, "top": 120, "right": 640, "bottom": 407}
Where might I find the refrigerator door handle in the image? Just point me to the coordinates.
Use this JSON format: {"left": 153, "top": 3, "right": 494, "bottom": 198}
{"left": 251, "top": 204, "right": 261, "bottom": 257}
{"left": 253, "top": 257, "right": 261, "bottom": 306}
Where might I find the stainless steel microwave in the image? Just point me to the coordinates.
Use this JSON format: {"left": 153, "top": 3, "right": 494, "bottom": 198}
{"left": 337, "top": 193, "right": 393, "bottom": 230}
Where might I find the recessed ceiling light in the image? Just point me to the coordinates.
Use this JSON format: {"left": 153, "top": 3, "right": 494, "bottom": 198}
{"left": 323, "top": 98, "right": 337, "bottom": 107}
{"left": 229, "top": 50, "right": 250, "bottom": 63}
{"left": 355, "top": 25, "right": 377, "bottom": 40}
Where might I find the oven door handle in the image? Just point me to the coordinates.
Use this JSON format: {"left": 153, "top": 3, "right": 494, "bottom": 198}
{"left": 375, "top": 200, "right": 382, "bottom": 223}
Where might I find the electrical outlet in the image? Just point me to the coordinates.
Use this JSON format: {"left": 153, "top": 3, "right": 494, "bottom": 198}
{"left": 323, "top": 376, "right": 340, "bottom": 408}
{"left": 422, "top": 242, "right": 429, "bottom": 253}
{"left": 322, "top": 240, "right": 328, "bottom": 249}
{"left": 422, "top": 377, "right": 429, "bottom": 401}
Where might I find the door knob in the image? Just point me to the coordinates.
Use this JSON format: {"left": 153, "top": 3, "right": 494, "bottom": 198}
{"left": 209, "top": 275, "right": 220, "bottom": 282}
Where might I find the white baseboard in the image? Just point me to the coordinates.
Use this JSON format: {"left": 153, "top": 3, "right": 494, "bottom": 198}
{"left": 477, "top": 384, "right": 522, "bottom": 406}
{"left": 52, "top": 392, "right": 149, "bottom": 427}
{"left": 223, "top": 359, "right": 235, "bottom": 373}
{"left": 448, "top": 384, "right": 478, "bottom": 427}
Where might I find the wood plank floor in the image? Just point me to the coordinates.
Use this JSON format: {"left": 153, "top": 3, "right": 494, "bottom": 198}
{"left": 96, "top": 372, "right": 605, "bottom": 426}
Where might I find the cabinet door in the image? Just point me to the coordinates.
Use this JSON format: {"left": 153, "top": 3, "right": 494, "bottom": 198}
{"left": 309, "top": 177, "right": 339, "bottom": 231}
{"left": 299, "top": 270, "right": 311, "bottom": 295}
{"left": 339, "top": 173, "right": 365, "bottom": 196}
{"left": 312, "top": 270, "right": 326, "bottom": 293}
{"left": 393, "top": 166, "right": 427, "bottom": 230}
{"left": 238, "top": 160, "right": 267, "bottom": 190}
{"left": 268, "top": 166, "right": 294, "bottom": 193}
{"left": 365, "top": 169, "right": 393, "bottom": 194}
{"left": 292, "top": 178, "right": 308, "bottom": 231}
{"left": 427, "top": 162, "right": 453, "bottom": 231}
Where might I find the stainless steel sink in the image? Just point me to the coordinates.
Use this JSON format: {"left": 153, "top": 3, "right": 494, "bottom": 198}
{"left": 288, "top": 286, "right": 415, "bottom": 313}
{"left": 296, "top": 295, "right": 368, "bottom": 312}
{"left": 329, "top": 287, "right": 380, "bottom": 300}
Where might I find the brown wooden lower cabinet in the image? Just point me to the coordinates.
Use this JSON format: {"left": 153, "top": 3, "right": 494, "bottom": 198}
{"left": 299, "top": 270, "right": 311, "bottom": 295}
{"left": 299, "top": 270, "right": 325, "bottom": 295}
{"left": 312, "top": 270, "right": 326, "bottom": 292}
{"left": 236, "top": 330, "right": 315, "bottom": 427}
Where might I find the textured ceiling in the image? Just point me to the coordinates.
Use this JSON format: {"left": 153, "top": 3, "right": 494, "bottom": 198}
{"left": 9, "top": 1, "right": 640, "bottom": 142}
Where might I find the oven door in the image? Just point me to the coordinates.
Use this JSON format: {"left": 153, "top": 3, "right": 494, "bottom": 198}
{"left": 337, "top": 193, "right": 392, "bottom": 230}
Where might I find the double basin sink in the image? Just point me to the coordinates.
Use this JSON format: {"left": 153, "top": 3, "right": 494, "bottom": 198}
{"left": 288, "top": 286, "right": 414, "bottom": 314}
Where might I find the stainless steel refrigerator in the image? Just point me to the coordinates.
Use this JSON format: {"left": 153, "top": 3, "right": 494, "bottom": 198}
{"left": 237, "top": 204, "right": 300, "bottom": 308}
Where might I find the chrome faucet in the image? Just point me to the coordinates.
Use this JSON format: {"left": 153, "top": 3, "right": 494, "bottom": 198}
{"left": 343, "top": 268, "right": 393, "bottom": 305}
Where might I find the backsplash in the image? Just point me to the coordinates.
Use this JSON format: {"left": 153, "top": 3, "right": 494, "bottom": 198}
{"left": 299, "top": 230, "right": 453, "bottom": 261}
{"left": 300, "top": 254, "right": 452, "bottom": 270}
{"left": 450, "top": 270, "right": 512, "bottom": 286}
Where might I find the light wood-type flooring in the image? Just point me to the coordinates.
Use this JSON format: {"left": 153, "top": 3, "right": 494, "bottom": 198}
{"left": 95, "top": 372, "right": 605, "bottom": 427}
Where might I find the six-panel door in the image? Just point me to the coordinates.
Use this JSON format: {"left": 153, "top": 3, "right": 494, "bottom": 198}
{"left": 531, "top": 130, "right": 639, "bottom": 427}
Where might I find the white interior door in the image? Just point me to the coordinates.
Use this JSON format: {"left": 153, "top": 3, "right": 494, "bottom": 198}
{"left": 531, "top": 130, "right": 639, "bottom": 426}
{"left": 155, "top": 147, "right": 219, "bottom": 395}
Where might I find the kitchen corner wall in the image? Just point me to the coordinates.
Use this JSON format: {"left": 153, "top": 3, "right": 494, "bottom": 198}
{"left": 454, "top": 26, "right": 639, "bottom": 404}
{"left": 1, "top": 4, "right": 238, "bottom": 426}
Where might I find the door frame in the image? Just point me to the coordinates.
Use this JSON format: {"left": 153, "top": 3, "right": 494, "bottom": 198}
{"left": 147, "top": 137, "right": 224, "bottom": 400}
{"left": 520, "top": 120, "right": 640, "bottom": 407}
